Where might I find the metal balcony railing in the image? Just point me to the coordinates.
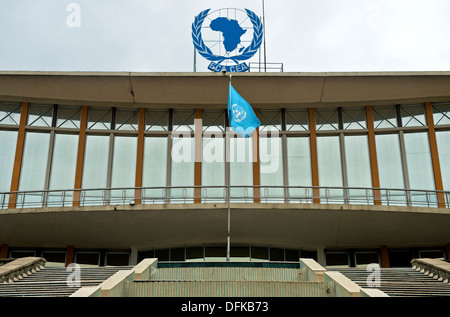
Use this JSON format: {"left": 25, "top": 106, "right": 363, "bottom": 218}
{"left": 1, "top": 186, "right": 449, "bottom": 210}
{"left": 248, "top": 62, "right": 284, "bottom": 72}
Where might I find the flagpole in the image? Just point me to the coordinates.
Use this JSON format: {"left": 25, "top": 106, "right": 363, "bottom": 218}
{"left": 226, "top": 75, "right": 232, "bottom": 262}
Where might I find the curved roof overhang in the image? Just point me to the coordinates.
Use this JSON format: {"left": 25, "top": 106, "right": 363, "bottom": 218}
{"left": 1, "top": 71, "right": 450, "bottom": 109}
{"left": 1, "top": 203, "right": 449, "bottom": 251}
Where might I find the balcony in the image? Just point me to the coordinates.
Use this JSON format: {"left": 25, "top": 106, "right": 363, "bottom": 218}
{"left": 1, "top": 185, "right": 449, "bottom": 210}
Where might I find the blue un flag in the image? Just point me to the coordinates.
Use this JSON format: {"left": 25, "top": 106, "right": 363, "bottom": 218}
{"left": 228, "top": 84, "right": 261, "bottom": 138}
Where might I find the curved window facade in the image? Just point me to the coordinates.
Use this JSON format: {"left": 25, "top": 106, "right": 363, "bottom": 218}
{"left": 0, "top": 130, "right": 18, "bottom": 193}
{"left": 1, "top": 102, "right": 450, "bottom": 210}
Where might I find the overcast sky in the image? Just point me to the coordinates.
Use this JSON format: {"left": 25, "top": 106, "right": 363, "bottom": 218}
{"left": 1, "top": 0, "right": 450, "bottom": 73}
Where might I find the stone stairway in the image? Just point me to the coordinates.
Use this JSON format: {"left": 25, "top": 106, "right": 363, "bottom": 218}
{"left": 1, "top": 257, "right": 449, "bottom": 297}
{"left": 327, "top": 267, "right": 450, "bottom": 297}
{"left": 0, "top": 265, "right": 132, "bottom": 297}
{"left": 124, "top": 263, "right": 333, "bottom": 297}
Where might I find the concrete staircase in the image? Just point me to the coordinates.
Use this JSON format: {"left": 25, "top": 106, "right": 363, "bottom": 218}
{"left": 1, "top": 257, "right": 449, "bottom": 297}
{"left": 328, "top": 266, "right": 450, "bottom": 297}
{"left": 0, "top": 260, "right": 132, "bottom": 297}
{"left": 124, "top": 262, "right": 333, "bottom": 297}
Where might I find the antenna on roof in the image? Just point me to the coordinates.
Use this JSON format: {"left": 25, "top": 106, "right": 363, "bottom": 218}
{"left": 262, "top": 0, "right": 267, "bottom": 72}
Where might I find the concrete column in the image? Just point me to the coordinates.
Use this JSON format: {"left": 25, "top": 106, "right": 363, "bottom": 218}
{"left": 134, "top": 108, "right": 146, "bottom": 205}
{"left": 73, "top": 106, "right": 88, "bottom": 207}
{"left": 380, "top": 245, "right": 390, "bottom": 268}
{"left": 9, "top": 102, "right": 29, "bottom": 209}
{"left": 130, "top": 247, "right": 139, "bottom": 266}
{"left": 316, "top": 247, "right": 326, "bottom": 267}
{"left": 194, "top": 109, "right": 202, "bottom": 203}
{"left": 65, "top": 245, "right": 75, "bottom": 267}
{"left": 0, "top": 244, "right": 8, "bottom": 259}
{"left": 253, "top": 109, "right": 261, "bottom": 203}
{"left": 366, "top": 106, "right": 382, "bottom": 205}
{"left": 425, "top": 102, "right": 446, "bottom": 208}
{"left": 308, "top": 108, "right": 320, "bottom": 204}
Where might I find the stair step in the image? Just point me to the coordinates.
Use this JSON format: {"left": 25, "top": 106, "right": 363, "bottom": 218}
{"left": 124, "top": 281, "right": 333, "bottom": 297}
{"left": 0, "top": 266, "right": 132, "bottom": 297}
{"left": 327, "top": 267, "right": 450, "bottom": 297}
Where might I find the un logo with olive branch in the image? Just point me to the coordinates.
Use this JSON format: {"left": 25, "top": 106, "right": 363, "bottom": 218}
{"left": 192, "top": 8, "right": 263, "bottom": 73}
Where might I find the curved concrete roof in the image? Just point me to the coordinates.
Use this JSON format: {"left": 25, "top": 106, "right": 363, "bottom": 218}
{"left": 1, "top": 203, "right": 449, "bottom": 251}
{"left": 1, "top": 71, "right": 450, "bottom": 109}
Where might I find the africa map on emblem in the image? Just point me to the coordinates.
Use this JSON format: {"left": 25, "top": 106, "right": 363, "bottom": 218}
{"left": 210, "top": 17, "right": 247, "bottom": 53}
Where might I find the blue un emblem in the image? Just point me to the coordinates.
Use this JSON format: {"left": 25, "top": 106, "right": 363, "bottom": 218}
{"left": 192, "top": 8, "right": 263, "bottom": 73}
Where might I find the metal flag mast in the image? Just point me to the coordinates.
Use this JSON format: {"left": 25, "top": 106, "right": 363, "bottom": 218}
{"left": 226, "top": 74, "right": 232, "bottom": 261}
{"left": 262, "top": 0, "right": 267, "bottom": 72}
{"left": 226, "top": 74, "right": 261, "bottom": 261}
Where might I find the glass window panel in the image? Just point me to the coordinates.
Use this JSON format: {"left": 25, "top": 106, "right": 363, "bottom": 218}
{"left": 42, "top": 252, "right": 66, "bottom": 267}
{"left": 142, "top": 137, "right": 168, "bottom": 203}
{"left": 0, "top": 131, "right": 18, "bottom": 194}
{"left": 375, "top": 134, "right": 406, "bottom": 205}
{"left": 317, "top": 136, "right": 343, "bottom": 202}
{"left": 373, "top": 106, "right": 398, "bottom": 129}
{"left": 171, "top": 135, "right": 195, "bottom": 203}
{"left": 300, "top": 250, "right": 318, "bottom": 261}
{"left": 138, "top": 250, "right": 155, "bottom": 262}
{"left": 388, "top": 250, "right": 414, "bottom": 268}
{"left": 0, "top": 102, "right": 21, "bottom": 126}
{"left": 106, "top": 253, "right": 130, "bottom": 266}
{"left": 432, "top": 103, "right": 450, "bottom": 126}
{"left": 285, "top": 249, "right": 300, "bottom": 262}
{"left": 115, "top": 109, "right": 139, "bottom": 131}
{"left": 82, "top": 135, "right": 110, "bottom": 205}
{"left": 202, "top": 136, "right": 225, "bottom": 202}
{"left": 18, "top": 132, "right": 50, "bottom": 208}
{"left": 260, "top": 136, "right": 284, "bottom": 202}
{"left": 436, "top": 131, "right": 450, "bottom": 191}
{"left": 419, "top": 250, "right": 445, "bottom": 260}
{"left": 110, "top": 136, "right": 137, "bottom": 204}
{"left": 316, "top": 109, "right": 339, "bottom": 131}
{"left": 259, "top": 110, "right": 281, "bottom": 132}
{"left": 343, "top": 108, "right": 366, "bottom": 130}
{"left": 186, "top": 247, "right": 204, "bottom": 261}
{"left": 287, "top": 137, "right": 312, "bottom": 202}
{"left": 75, "top": 252, "right": 100, "bottom": 267}
{"left": 170, "top": 248, "right": 185, "bottom": 262}
{"left": 173, "top": 110, "right": 195, "bottom": 132}
{"left": 251, "top": 247, "right": 269, "bottom": 261}
{"left": 202, "top": 111, "right": 225, "bottom": 132}
{"left": 88, "top": 108, "right": 111, "bottom": 130}
{"left": 28, "top": 104, "right": 53, "bottom": 127}
{"left": 269, "top": 248, "right": 284, "bottom": 261}
{"left": 229, "top": 137, "right": 253, "bottom": 202}
{"left": 355, "top": 252, "right": 380, "bottom": 267}
{"left": 344, "top": 135, "right": 372, "bottom": 204}
{"left": 401, "top": 105, "right": 426, "bottom": 127}
{"left": 205, "top": 247, "right": 226, "bottom": 261}
{"left": 230, "top": 247, "right": 250, "bottom": 261}
{"left": 146, "top": 110, "right": 169, "bottom": 132}
{"left": 404, "top": 132, "right": 436, "bottom": 206}
{"left": 325, "top": 252, "right": 349, "bottom": 267}
{"left": 48, "top": 134, "right": 78, "bottom": 207}
{"left": 10, "top": 250, "right": 36, "bottom": 258}
{"left": 155, "top": 249, "right": 170, "bottom": 261}
{"left": 286, "top": 110, "right": 309, "bottom": 131}
{"left": 57, "top": 106, "right": 81, "bottom": 129}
